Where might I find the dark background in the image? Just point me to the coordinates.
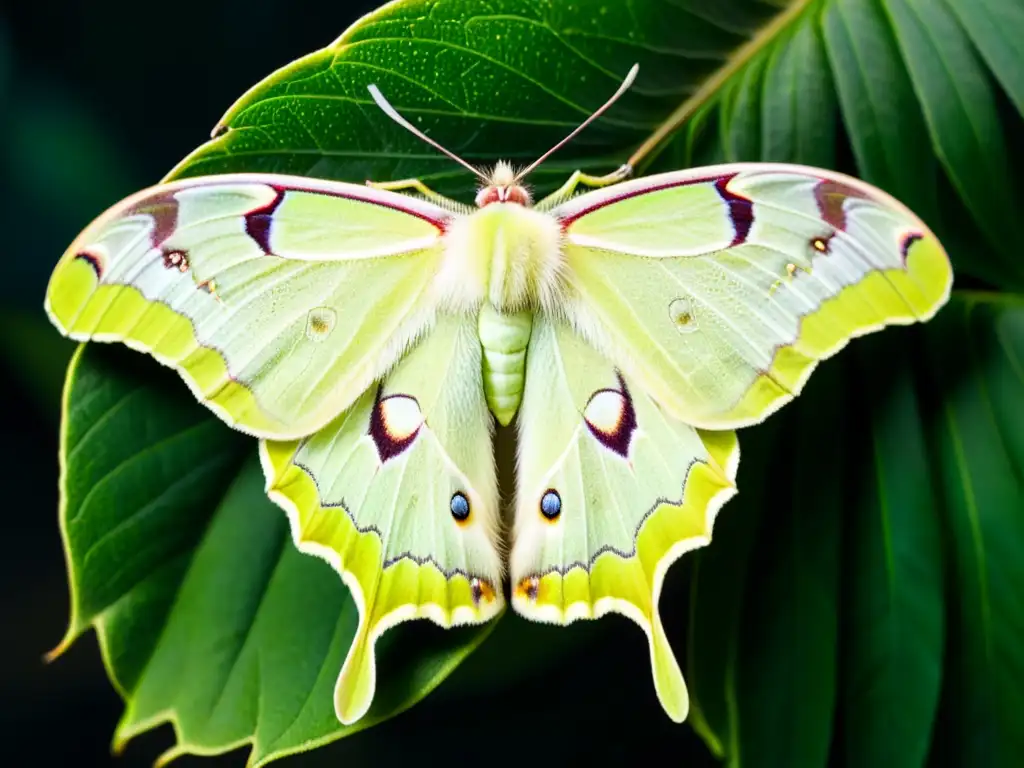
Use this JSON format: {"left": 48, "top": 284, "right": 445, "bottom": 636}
{"left": 0, "top": 2, "right": 718, "bottom": 765}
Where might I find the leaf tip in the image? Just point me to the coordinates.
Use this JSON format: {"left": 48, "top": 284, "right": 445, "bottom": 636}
{"left": 154, "top": 744, "right": 186, "bottom": 768}
{"left": 43, "top": 624, "right": 80, "bottom": 663}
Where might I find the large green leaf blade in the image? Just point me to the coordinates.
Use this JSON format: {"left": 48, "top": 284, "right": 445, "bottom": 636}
{"left": 729, "top": 362, "right": 846, "bottom": 767}
{"left": 686, "top": 418, "right": 780, "bottom": 759}
{"left": 925, "top": 295, "right": 1024, "bottom": 766}
{"left": 681, "top": 7, "right": 840, "bottom": 168}
{"left": 54, "top": 345, "right": 248, "bottom": 669}
{"left": 944, "top": 0, "right": 1024, "bottom": 117}
{"left": 691, "top": 332, "right": 949, "bottom": 768}
{"left": 171, "top": 0, "right": 791, "bottom": 198}
{"left": 838, "top": 332, "right": 945, "bottom": 767}
{"left": 821, "top": 0, "right": 938, "bottom": 222}
{"left": 880, "top": 0, "right": 1022, "bottom": 287}
{"left": 759, "top": 11, "right": 837, "bottom": 166}
{"left": 720, "top": 58, "right": 765, "bottom": 163}
{"left": 635, "top": 366, "right": 850, "bottom": 763}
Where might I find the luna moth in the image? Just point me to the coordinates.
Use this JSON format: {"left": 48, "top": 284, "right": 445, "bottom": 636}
{"left": 44, "top": 63, "right": 952, "bottom": 725}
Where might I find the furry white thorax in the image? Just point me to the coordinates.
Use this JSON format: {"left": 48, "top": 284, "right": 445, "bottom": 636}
{"left": 490, "top": 160, "right": 516, "bottom": 187}
{"left": 433, "top": 200, "right": 565, "bottom": 314}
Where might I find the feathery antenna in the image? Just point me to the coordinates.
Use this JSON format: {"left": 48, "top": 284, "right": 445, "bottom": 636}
{"left": 367, "top": 84, "right": 490, "bottom": 184}
{"left": 368, "top": 63, "right": 639, "bottom": 184}
{"left": 514, "top": 64, "right": 639, "bottom": 182}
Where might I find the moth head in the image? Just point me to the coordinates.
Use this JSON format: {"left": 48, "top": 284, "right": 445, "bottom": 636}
{"left": 366, "top": 63, "right": 639, "bottom": 203}
{"left": 475, "top": 162, "right": 533, "bottom": 207}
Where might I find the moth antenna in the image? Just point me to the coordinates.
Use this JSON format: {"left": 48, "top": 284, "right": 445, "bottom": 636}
{"left": 514, "top": 63, "right": 639, "bottom": 182}
{"left": 367, "top": 84, "right": 491, "bottom": 184}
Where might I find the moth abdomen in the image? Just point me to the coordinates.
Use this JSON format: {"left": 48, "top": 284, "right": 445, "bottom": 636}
{"left": 477, "top": 303, "right": 532, "bottom": 426}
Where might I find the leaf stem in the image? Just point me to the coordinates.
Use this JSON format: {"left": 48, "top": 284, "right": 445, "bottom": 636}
{"left": 628, "top": 0, "right": 816, "bottom": 170}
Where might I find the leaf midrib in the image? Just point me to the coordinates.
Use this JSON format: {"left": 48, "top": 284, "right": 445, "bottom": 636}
{"left": 628, "top": 0, "right": 816, "bottom": 168}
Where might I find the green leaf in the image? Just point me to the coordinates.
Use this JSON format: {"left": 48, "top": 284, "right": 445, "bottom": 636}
{"left": 944, "top": 0, "right": 1024, "bottom": 117}
{"left": 839, "top": 331, "right": 944, "bottom": 766}
{"left": 55, "top": 344, "right": 495, "bottom": 766}
{"left": 879, "top": 0, "right": 1018, "bottom": 289}
{"left": 689, "top": 364, "right": 850, "bottom": 768}
{"left": 55, "top": 345, "right": 249, "bottom": 653}
{"left": 821, "top": 0, "right": 938, "bottom": 220}
{"left": 687, "top": 418, "right": 780, "bottom": 759}
{"left": 925, "top": 294, "right": 1024, "bottom": 766}
{"left": 759, "top": 16, "right": 837, "bottom": 167}
{"left": 169, "top": 0, "right": 788, "bottom": 198}
{"left": 730, "top": 360, "right": 845, "bottom": 767}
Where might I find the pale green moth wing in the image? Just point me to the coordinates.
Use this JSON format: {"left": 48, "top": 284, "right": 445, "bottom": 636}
{"left": 509, "top": 315, "right": 739, "bottom": 722}
{"left": 260, "top": 313, "right": 504, "bottom": 724}
{"left": 45, "top": 173, "right": 454, "bottom": 439}
{"left": 550, "top": 163, "right": 953, "bottom": 430}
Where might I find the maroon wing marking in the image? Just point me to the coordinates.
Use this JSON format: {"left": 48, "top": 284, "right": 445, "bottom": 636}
{"left": 244, "top": 186, "right": 286, "bottom": 255}
{"left": 714, "top": 175, "right": 754, "bottom": 246}
{"left": 73, "top": 251, "right": 104, "bottom": 278}
{"left": 368, "top": 388, "right": 423, "bottom": 462}
{"left": 584, "top": 373, "right": 638, "bottom": 459}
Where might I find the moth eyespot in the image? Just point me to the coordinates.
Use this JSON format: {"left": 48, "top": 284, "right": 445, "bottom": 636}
{"left": 811, "top": 237, "right": 830, "bottom": 254}
{"left": 583, "top": 377, "right": 637, "bottom": 458}
{"left": 668, "top": 297, "right": 697, "bottom": 333}
{"left": 370, "top": 392, "right": 423, "bottom": 461}
{"left": 540, "top": 489, "right": 561, "bottom": 520}
{"left": 162, "top": 249, "right": 189, "bottom": 272}
{"left": 305, "top": 307, "right": 337, "bottom": 341}
{"left": 517, "top": 576, "right": 540, "bottom": 601}
{"left": 450, "top": 491, "right": 471, "bottom": 522}
{"left": 470, "top": 577, "right": 495, "bottom": 606}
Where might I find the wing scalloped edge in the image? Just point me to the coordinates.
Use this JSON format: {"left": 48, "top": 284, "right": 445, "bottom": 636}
{"left": 259, "top": 440, "right": 505, "bottom": 725}
{"left": 45, "top": 275, "right": 295, "bottom": 437}
{"left": 719, "top": 236, "right": 952, "bottom": 427}
{"left": 511, "top": 429, "right": 740, "bottom": 722}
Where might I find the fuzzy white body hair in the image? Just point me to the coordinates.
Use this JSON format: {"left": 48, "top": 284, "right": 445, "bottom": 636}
{"left": 433, "top": 203, "right": 565, "bottom": 313}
